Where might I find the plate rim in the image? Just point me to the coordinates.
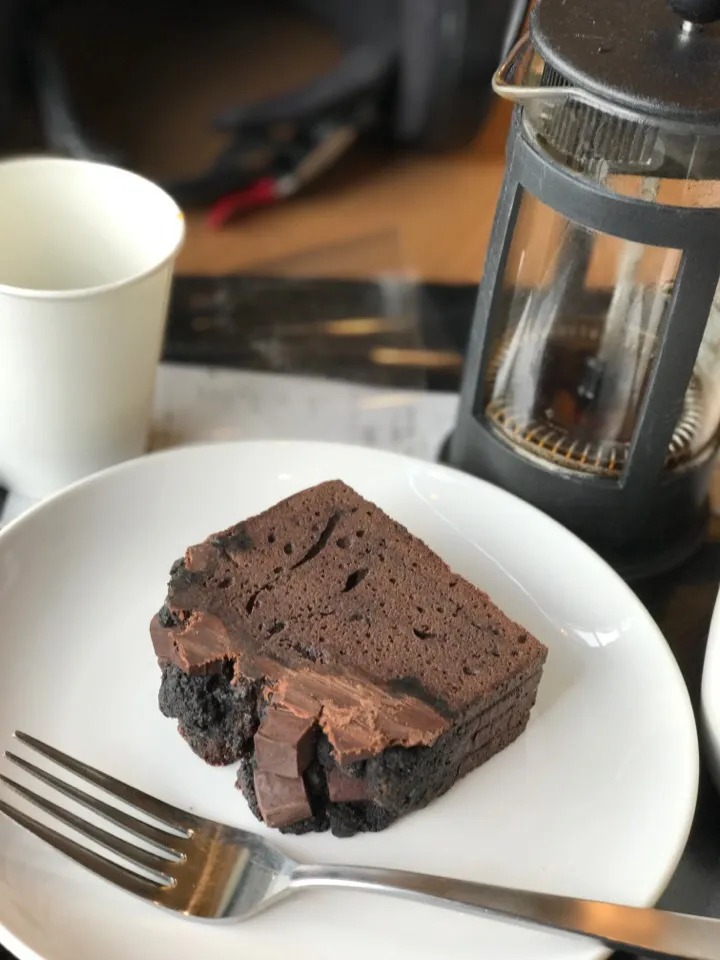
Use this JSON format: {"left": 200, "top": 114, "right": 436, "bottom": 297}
{"left": 0, "top": 438, "right": 700, "bottom": 960}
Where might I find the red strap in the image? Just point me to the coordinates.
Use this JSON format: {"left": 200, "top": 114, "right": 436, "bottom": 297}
{"left": 206, "top": 177, "right": 278, "bottom": 230}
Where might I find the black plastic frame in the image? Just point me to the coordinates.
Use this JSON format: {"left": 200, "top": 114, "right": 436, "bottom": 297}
{"left": 447, "top": 110, "right": 720, "bottom": 577}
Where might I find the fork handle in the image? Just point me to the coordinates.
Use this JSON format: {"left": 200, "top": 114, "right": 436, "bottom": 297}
{"left": 290, "top": 864, "right": 720, "bottom": 960}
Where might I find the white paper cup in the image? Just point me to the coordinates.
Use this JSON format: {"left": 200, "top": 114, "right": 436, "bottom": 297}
{"left": 0, "top": 156, "right": 185, "bottom": 498}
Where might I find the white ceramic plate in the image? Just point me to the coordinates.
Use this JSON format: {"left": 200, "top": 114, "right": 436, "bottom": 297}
{"left": 701, "top": 586, "right": 720, "bottom": 792}
{"left": 0, "top": 440, "right": 698, "bottom": 960}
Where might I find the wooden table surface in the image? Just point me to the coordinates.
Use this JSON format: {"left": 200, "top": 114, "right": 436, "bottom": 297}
{"left": 176, "top": 100, "right": 513, "bottom": 284}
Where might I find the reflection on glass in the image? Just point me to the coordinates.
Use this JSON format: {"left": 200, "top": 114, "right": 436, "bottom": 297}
{"left": 483, "top": 194, "right": 692, "bottom": 477}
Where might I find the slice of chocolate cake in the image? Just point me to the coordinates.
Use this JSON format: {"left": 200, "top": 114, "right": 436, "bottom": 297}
{"left": 151, "top": 480, "right": 547, "bottom": 837}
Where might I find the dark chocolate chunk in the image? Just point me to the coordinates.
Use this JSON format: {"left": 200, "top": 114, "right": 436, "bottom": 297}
{"left": 254, "top": 706, "right": 316, "bottom": 778}
{"left": 253, "top": 770, "right": 311, "bottom": 828}
{"left": 327, "top": 768, "right": 368, "bottom": 803}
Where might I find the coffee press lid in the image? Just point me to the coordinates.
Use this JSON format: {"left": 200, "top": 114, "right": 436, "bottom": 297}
{"left": 531, "top": 0, "right": 720, "bottom": 129}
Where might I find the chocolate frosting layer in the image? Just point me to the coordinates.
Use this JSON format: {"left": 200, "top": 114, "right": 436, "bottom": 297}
{"left": 151, "top": 611, "right": 448, "bottom": 763}
{"left": 262, "top": 662, "right": 447, "bottom": 763}
{"left": 151, "top": 611, "right": 235, "bottom": 674}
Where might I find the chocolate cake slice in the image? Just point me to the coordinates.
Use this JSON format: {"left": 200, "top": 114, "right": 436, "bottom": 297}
{"left": 151, "top": 480, "right": 547, "bottom": 837}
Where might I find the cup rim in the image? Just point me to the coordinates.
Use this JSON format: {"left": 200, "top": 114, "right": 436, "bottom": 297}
{"left": 0, "top": 155, "right": 186, "bottom": 301}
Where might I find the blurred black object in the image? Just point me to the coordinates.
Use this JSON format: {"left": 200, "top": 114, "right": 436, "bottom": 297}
{"left": 1, "top": 0, "right": 530, "bottom": 209}
{"left": 0, "top": 0, "right": 25, "bottom": 140}
{"left": 163, "top": 274, "right": 474, "bottom": 391}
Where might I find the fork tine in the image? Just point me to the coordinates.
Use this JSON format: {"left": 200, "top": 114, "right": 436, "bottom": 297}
{"left": 1, "top": 775, "right": 175, "bottom": 882}
{"left": 5, "top": 753, "right": 185, "bottom": 856}
{"left": 14, "top": 732, "right": 197, "bottom": 834}
{"left": 0, "top": 797, "right": 166, "bottom": 902}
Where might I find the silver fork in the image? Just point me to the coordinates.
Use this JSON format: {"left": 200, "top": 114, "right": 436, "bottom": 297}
{"left": 1, "top": 732, "right": 719, "bottom": 960}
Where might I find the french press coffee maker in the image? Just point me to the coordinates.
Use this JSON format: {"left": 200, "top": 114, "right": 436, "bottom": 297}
{"left": 446, "top": 0, "right": 720, "bottom": 578}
